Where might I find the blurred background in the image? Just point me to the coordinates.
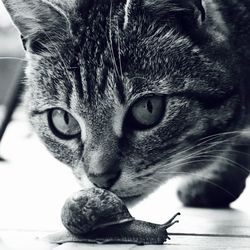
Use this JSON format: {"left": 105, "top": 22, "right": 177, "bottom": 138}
{"left": 0, "top": 0, "right": 24, "bottom": 105}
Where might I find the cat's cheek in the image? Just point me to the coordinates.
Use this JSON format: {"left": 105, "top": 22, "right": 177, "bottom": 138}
{"left": 42, "top": 138, "right": 82, "bottom": 167}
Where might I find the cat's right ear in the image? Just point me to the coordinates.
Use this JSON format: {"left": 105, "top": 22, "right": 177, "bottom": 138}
{"left": 143, "top": 0, "right": 206, "bottom": 27}
{"left": 2, "top": 0, "right": 71, "bottom": 52}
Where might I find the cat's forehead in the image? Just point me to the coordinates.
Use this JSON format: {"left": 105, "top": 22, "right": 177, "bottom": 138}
{"left": 72, "top": 0, "right": 128, "bottom": 30}
{"left": 28, "top": 0, "right": 198, "bottom": 113}
{"left": 67, "top": 0, "right": 192, "bottom": 102}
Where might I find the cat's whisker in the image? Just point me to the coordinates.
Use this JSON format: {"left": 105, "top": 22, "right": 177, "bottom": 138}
{"left": 105, "top": 36, "right": 121, "bottom": 79}
{"left": 152, "top": 142, "right": 250, "bottom": 181}
{"left": 136, "top": 159, "right": 237, "bottom": 198}
{"left": 108, "top": 1, "right": 121, "bottom": 79}
{"left": 199, "top": 154, "right": 250, "bottom": 174}
{"left": 168, "top": 135, "right": 232, "bottom": 160}
{"left": 129, "top": 76, "right": 148, "bottom": 82}
{"left": 170, "top": 137, "right": 233, "bottom": 163}
{"left": 158, "top": 148, "right": 211, "bottom": 172}
{"left": 165, "top": 153, "right": 204, "bottom": 169}
{"left": 192, "top": 131, "right": 241, "bottom": 147}
{"left": 198, "top": 141, "right": 250, "bottom": 151}
{"left": 187, "top": 152, "right": 249, "bottom": 174}
{"left": 211, "top": 148, "right": 250, "bottom": 158}
{"left": 197, "top": 130, "right": 244, "bottom": 143}
{"left": 153, "top": 155, "right": 238, "bottom": 195}
{"left": 134, "top": 153, "right": 213, "bottom": 179}
{"left": 105, "top": 32, "right": 121, "bottom": 80}
{"left": 136, "top": 159, "right": 205, "bottom": 179}
{"left": 116, "top": 18, "right": 124, "bottom": 80}
{"left": 0, "top": 57, "right": 27, "bottom": 62}
{"left": 213, "top": 141, "right": 250, "bottom": 147}
{"left": 163, "top": 137, "right": 229, "bottom": 170}
{"left": 155, "top": 145, "right": 225, "bottom": 174}
{"left": 163, "top": 136, "right": 236, "bottom": 170}
{"left": 171, "top": 131, "right": 241, "bottom": 159}
{"left": 129, "top": 74, "right": 169, "bottom": 84}
{"left": 171, "top": 129, "right": 248, "bottom": 160}
{"left": 164, "top": 157, "right": 214, "bottom": 173}
{"left": 164, "top": 171, "right": 237, "bottom": 199}
{"left": 150, "top": 149, "right": 249, "bottom": 187}
{"left": 137, "top": 175, "right": 161, "bottom": 184}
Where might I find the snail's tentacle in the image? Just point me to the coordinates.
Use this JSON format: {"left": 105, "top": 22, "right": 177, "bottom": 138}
{"left": 161, "top": 212, "right": 181, "bottom": 228}
{"left": 161, "top": 220, "right": 179, "bottom": 229}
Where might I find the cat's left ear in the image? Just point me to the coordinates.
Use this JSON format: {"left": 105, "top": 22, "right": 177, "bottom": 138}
{"left": 2, "top": 0, "right": 71, "bottom": 51}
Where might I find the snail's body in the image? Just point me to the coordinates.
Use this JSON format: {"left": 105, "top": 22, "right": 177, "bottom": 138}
{"left": 51, "top": 220, "right": 172, "bottom": 245}
{"left": 80, "top": 220, "right": 173, "bottom": 245}
{"left": 54, "top": 187, "right": 180, "bottom": 245}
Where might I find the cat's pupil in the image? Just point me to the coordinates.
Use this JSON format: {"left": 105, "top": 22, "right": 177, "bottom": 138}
{"left": 147, "top": 100, "right": 153, "bottom": 113}
{"left": 64, "top": 112, "right": 69, "bottom": 125}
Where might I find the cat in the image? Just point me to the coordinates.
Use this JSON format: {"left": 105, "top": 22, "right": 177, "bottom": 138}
{"left": 3, "top": 0, "right": 250, "bottom": 208}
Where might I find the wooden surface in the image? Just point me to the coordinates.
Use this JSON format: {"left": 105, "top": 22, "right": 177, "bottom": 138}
{"left": 0, "top": 110, "right": 250, "bottom": 250}
{"left": 48, "top": 208, "right": 250, "bottom": 250}
{"left": 0, "top": 208, "right": 250, "bottom": 250}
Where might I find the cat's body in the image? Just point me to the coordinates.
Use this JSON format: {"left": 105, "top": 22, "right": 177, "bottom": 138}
{"left": 3, "top": 0, "right": 250, "bottom": 207}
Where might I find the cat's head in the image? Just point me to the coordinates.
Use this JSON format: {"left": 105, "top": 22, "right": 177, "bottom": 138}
{"left": 4, "top": 0, "right": 245, "bottom": 199}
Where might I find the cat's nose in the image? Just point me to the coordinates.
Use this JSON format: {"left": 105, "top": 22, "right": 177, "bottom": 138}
{"left": 88, "top": 170, "right": 121, "bottom": 189}
{"left": 84, "top": 135, "right": 121, "bottom": 189}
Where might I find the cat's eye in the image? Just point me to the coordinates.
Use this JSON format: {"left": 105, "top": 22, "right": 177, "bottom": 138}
{"left": 48, "top": 109, "right": 81, "bottom": 139}
{"left": 128, "top": 95, "right": 165, "bottom": 129}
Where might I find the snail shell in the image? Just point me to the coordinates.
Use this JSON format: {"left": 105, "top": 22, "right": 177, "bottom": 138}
{"left": 61, "top": 187, "right": 134, "bottom": 235}
{"left": 58, "top": 187, "right": 180, "bottom": 245}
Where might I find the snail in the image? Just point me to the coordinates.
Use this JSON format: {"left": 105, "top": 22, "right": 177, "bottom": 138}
{"left": 48, "top": 187, "right": 180, "bottom": 245}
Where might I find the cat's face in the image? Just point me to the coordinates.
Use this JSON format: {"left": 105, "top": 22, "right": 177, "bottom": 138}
{"left": 4, "top": 0, "right": 244, "bottom": 199}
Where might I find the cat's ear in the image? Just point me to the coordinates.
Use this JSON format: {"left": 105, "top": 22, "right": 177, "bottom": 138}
{"left": 179, "top": 0, "right": 206, "bottom": 25}
{"left": 2, "top": 0, "right": 71, "bottom": 51}
{"left": 144, "top": 0, "right": 206, "bottom": 27}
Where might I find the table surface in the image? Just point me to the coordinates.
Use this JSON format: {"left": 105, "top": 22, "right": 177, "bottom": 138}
{"left": 0, "top": 109, "right": 250, "bottom": 250}
{"left": 1, "top": 208, "right": 250, "bottom": 250}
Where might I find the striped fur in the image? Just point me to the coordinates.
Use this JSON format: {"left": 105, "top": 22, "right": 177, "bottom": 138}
{"left": 3, "top": 0, "right": 250, "bottom": 207}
